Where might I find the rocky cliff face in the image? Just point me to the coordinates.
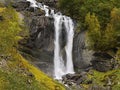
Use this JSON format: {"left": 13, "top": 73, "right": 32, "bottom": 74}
{"left": 11, "top": 0, "right": 55, "bottom": 76}
{"left": 9, "top": 0, "right": 115, "bottom": 77}
{"left": 36, "top": 0, "right": 58, "bottom": 8}
{"left": 73, "top": 31, "right": 93, "bottom": 70}
{"left": 11, "top": 0, "right": 93, "bottom": 75}
{"left": 24, "top": 16, "right": 55, "bottom": 76}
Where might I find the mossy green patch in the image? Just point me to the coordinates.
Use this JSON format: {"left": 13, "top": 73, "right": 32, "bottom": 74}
{"left": 15, "top": 53, "right": 65, "bottom": 90}
{"left": 87, "top": 69, "right": 120, "bottom": 89}
{"left": 0, "top": 49, "right": 65, "bottom": 90}
{"left": 0, "top": 69, "right": 42, "bottom": 90}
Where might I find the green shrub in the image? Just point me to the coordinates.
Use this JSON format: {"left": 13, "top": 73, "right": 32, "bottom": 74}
{"left": 85, "top": 8, "right": 120, "bottom": 51}
{"left": 0, "top": 7, "right": 22, "bottom": 55}
{"left": 58, "top": 0, "right": 120, "bottom": 30}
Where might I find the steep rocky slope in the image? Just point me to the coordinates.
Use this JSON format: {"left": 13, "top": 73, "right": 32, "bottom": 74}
{"left": 11, "top": 0, "right": 93, "bottom": 77}
{"left": 0, "top": 2, "right": 65, "bottom": 90}
{"left": 2, "top": 0, "right": 119, "bottom": 89}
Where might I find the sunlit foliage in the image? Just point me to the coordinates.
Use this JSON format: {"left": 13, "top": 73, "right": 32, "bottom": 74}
{"left": 58, "top": 0, "right": 120, "bottom": 29}
{"left": 85, "top": 9, "right": 120, "bottom": 51}
{"left": 0, "top": 7, "right": 22, "bottom": 55}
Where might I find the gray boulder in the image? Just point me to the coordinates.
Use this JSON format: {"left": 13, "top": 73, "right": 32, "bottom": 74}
{"left": 91, "top": 52, "right": 114, "bottom": 72}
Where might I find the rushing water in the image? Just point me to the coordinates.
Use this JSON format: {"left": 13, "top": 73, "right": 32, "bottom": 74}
{"left": 27, "top": 0, "right": 74, "bottom": 79}
{"left": 63, "top": 16, "right": 74, "bottom": 74}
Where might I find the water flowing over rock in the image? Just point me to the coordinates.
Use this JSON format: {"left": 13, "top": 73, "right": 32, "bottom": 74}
{"left": 11, "top": 0, "right": 94, "bottom": 77}
{"left": 1, "top": 0, "right": 119, "bottom": 89}
{"left": 26, "top": 0, "right": 75, "bottom": 79}
{"left": 11, "top": 0, "right": 97, "bottom": 76}
{"left": 63, "top": 16, "right": 74, "bottom": 74}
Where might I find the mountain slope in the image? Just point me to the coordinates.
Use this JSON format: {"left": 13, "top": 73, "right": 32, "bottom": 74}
{"left": 0, "top": 4, "right": 65, "bottom": 90}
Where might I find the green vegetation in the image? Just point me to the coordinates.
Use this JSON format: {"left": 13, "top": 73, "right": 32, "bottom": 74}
{"left": 85, "top": 9, "right": 119, "bottom": 51}
{"left": 0, "top": 7, "right": 20, "bottom": 54}
{"left": 0, "top": 4, "right": 65, "bottom": 90}
{"left": 0, "top": 69, "right": 41, "bottom": 90}
{"left": 58, "top": 0, "right": 120, "bottom": 51}
{"left": 0, "top": 52, "right": 65, "bottom": 90}
{"left": 86, "top": 69, "right": 120, "bottom": 90}
{"left": 58, "top": 0, "right": 120, "bottom": 29}
{"left": 58, "top": 0, "right": 120, "bottom": 89}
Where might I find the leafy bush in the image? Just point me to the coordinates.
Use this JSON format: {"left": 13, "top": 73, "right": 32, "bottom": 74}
{"left": 85, "top": 8, "right": 120, "bottom": 51}
{"left": 0, "top": 6, "right": 22, "bottom": 55}
{"left": 58, "top": 0, "right": 120, "bottom": 29}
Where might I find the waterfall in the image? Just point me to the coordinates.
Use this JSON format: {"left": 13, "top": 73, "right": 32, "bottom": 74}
{"left": 27, "top": 0, "right": 75, "bottom": 79}
{"left": 63, "top": 16, "right": 74, "bottom": 74}
{"left": 53, "top": 13, "right": 66, "bottom": 79}
{"left": 27, "top": 0, "right": 38, "bottom": 7}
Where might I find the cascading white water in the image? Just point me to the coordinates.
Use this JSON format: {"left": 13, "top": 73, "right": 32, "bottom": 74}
{"left": 53, "top": 13, "right": 66, "bottom": 79}
{"left": 27, "top": 0, "right": 38, "bottom": 7}
{"left": 27, "top": 0, "right": 75, "bottom": 79}
{"left": 63, "top": 17, "right": 74, "bottom": 74}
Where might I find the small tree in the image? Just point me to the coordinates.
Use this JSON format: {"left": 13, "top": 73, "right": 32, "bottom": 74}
{"left": 85, "top": 13, "right": 101, "bottom": 51}
{"left": 85, "top": 8, "right": 120, "bottom": 51}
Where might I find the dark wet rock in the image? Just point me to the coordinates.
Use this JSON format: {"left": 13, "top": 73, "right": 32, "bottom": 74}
{"left": 93, "top": 52, "right": 113, "bottom": 59}
{"left": 26, "top": 16, "right": 54, "bottom": 51}
{"left": 15, "top": 1, "right": 55, "bottom": 75}
{"left": 26, "top": 7, "right": 37, "bottom": 12}
{"left": 12, "top": 0, "right": 45, "bottom": 16}
{"left": 91, "top": 52, "right": 114, "bottom": 72}
{"left": 12, "top": 1, "right": 30, "bottom": 11}
{"left": 91, "top": 59, "right": 113, "bottom": 72}
{"left": 62, "top": 72, "right": 87, "bottom": 86}
{"left": 36, "top": 0, "right": 58, "bottom": 8}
